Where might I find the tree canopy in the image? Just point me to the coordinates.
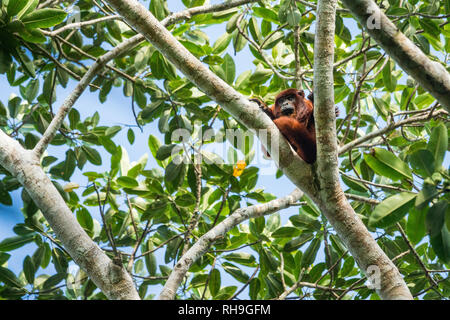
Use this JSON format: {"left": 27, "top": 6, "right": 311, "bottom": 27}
{"left": 0, "top": 0, "right": 449, "bottom": 300}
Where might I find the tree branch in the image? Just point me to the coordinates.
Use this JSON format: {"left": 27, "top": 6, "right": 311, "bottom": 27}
{"left": 312, "top": 0, "right": 413, "bottom": 300}
{"left": 158, "top": 189, "right": 303, "bottom": 300}
{"left": 341, "top": 0, "right": 450, "bottom": 112}
{"left": 0, "top": 131, "right": 139, "bottom": 299}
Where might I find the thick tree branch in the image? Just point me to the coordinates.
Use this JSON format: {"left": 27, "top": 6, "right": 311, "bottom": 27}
{"left": 341, "top": 0, "right": 450, "bottom": 112}
{"left": 158, "top": 189, "right": 304, "bottom": 300}
{"left": 312, "top": 0, "right": 412, "bottom": 300}
{"left": 0, "top": 131, "right": 139, "bottom": 299}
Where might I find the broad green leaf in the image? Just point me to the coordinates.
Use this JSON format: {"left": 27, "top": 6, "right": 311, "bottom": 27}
{"left": 7, "top": 0, "right": 28, "bottom": 17}
{"left": 43, "top": 273, "right": 65, "bottom": 289}
{"left": 369, "top": 192, "right": 416, "bottom": 228}
{"left": 143, "top": 241, "right": 157, "bottom": 276}
{"left": 364, "top": 148, "right": 412, "bottom": 181}
{"left": 76, "top": 208, "right": 94, "bottom": 232}
{"left": 406, "top": 207, "right": 427, "bottom": 245}
{"left": 253, "top": 7, "right": 279, "bottom": 23}
{"left": 209, "top": 269, "right": 221, "bottom": 297}
{"left": 21, "top": 9, "right": 67, "bottom": 29}
{"left": 17, "top": 0, "right": 39, "bottom": 19}
{"left": 117, "top": 176, "right": 139, "bottom": 188}
{"left": 427, "top": 123, "right": 447, "bottom": 168}
{"left": 300, "top": 238, "right": 321, "bottom": 268}
{"left": 342, "top": 175, "right": 369, "bottom": 192}
{"left": 0, "top": 234, "right": 35, "bottom": 251}
{"left": 0, "top": 266, "right": 23, "bottom": 288}
{"left": 127, "top": 128, "right": 135, "bottom": 145}
{"left": 105, "top": 125, "right": 122, "bottom": 137}
{"left": 415, "top": 183, "right": 438, "bottom": 209}
{"left": 248, "top": 17, "right": 262, "bottom": 43}
{"left": 214, "top": 286, "right": 237, "bottom": 300}
{"left": 81, "top": 145, "right": 102, "bottom": 166}
{"left": 222, "top": 262, "right": 249, "bottom": 283}
{"left": 286, "top": 5, "right": 301, "bottom": 27}
{"left": 409, "top": 149, "right": 435, "bottom": 177}
{"left": 271, "top": 226, "right": 301, "bottom": 238}
{"left": 382, "top": 60, "right": 397, "bottom": 92}
{"left": 14, "top": 48, "right": 35, "bottom": 78}
{"left": 283, "top": 233, "right": 314, "bottom": 252}
{"left": 223, "top": 53, "right": 236, "bottom": 84}
{"left": 212, "top": 33, "right": 232, "bottom": 55}
{"left": 18, "top": 27, "right": 46, "bottom": 43}
{"left": 426, "top": 201, "right": 450, "bottom": 264}
{"left": 156, "top": 144, "right": 179, "bottom": 161}
{"left": 23, "top": 255, "right": 35, "bottom": 284}
{"left": 175, "top": 193, "right": 196, "bottom": 207}
{"left": 223, "top": 252, "right": 256, "bottom": 266}
{"left": 164, "top": 159, "right": 184, "bottom": 182}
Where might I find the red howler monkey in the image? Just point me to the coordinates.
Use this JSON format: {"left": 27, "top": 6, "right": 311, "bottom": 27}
{"left": 250, "top": 89, "right": 317, "bottom": 164}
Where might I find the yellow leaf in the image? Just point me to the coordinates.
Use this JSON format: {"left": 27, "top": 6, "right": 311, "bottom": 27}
{"left": 63, "top": 182, "right": 80, "bottom": 192}
{"left": 233, "top": 160, "right": 247, "bottom": 177}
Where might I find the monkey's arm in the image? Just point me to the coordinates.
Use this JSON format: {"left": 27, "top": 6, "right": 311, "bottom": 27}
{"left": 249, "top": 98, "right": 276, "bottom": 120}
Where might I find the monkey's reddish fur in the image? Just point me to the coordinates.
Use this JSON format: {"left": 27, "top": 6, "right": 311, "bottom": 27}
{"left": 253, "top": 89, "right": 317, "bottom": 164}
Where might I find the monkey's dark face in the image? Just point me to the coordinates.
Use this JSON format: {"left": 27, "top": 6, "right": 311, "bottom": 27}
{"left": 277, "top": 94, "right": 297, "bottom": 115}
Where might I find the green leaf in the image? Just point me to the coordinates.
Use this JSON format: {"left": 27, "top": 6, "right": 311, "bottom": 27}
{"left": 212, "top": 33, "right": 233, "bottom": 55}
{"left": 415, "top": 183, "right": 438, "bottom": 209}
{"left": 286, "top": 5, "right": 301, "bottom": 27}
{"left": 426, "top": 201, "right": 450, "bottom": 264}
{"left": 142, "top": 200, "right": 168, "bottom": 221}
{"left": 0, "top": 266, "right": 23, "bottom": 288}
{"left": 253, "top": 7, "right": 279, "bottom": 23}
{"left": 283, "top": 233, "right": 314, "bottom": 252}
{"left": 81, "top": 145, "right": 102, "bottom": 166}
{"left": 117, "top": 176, "right": 139, "bottom": 188}
{"left": 0, "top": 50, "right": 13, "bottom": 74}
{"left": 43, "top": 273, "right": 66, "bottom": 289}
{"left": 214, "top": 286, "right": 237, "bottom": 300}
{"left": 427, "top": 123, "right": 447, "bottom": 168}
{"left": 18, "top": 27, "right": 46, "bottom": 43}
{"left": 164, "top": 159, "right": 182, "bottom": 183}
{"left": 175, "top": 193, "right": 196, "bottom": 207}
{"left": 105, "top": 125, "right": 122, "bottom": 137}
{"left": 17, "top": 0, "right": 39, "bottom": 19}
{"left": 342, "top": 175, "right": 369, "bottom": 192}
{"left": 156, "top": 144, "right": 179, "bottom": 161}
{"left": 364, "top": 148, "right": 412, "bottom": 181}
{"left": 382, "top": 60, "right": 397, "bottom": 92}
{"left": 223, "top": 252, "right": 256, "bottom": 266}
{"left": 76, "top": 207, "right": 94, "bottom": 232}
{"left": 143, "top": 242, "right": 157, "bottom": 276}
{"left": 300, "top": 238, "right": 321, "bottom": 268}
{"left": 271, "top": 226, "right": 301, "bottom": 238}
{"left": 406, "top": 207, "right": 427, "bottom": 245}
{"left": 21, "top": 9, "right": 67, "bottom": 29}
{"left": 248, "top": 17, "right": 262, "bottom": 43}
{"left": 369, "top": 192, "right": 416, "bottom": 228}
{"left": 0, "top": 234, "right": 35, "bottom": 251}
{"left": 209, "top": 269, "right": 221, "bottom": 297}
{"left": 222, "top": 262, "right": 249, "bottom": 283}
{"left": 223, "top": 53, "right": 236, "bottom": 84}
{"left": 13, "top": 48, "right": 35, "bottom": 78}
{"left": 409, "top": 149, "right": 435, "bottom": 177}
{"left": 7, "top": 0, "right": 28, "bottom": 17}
{"left": 127, "top": 128, "right": 135, "bottom": 145}
{"left": 23, "top": 255, "right": 35, "bottom": 284}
